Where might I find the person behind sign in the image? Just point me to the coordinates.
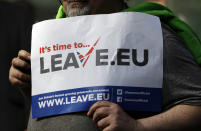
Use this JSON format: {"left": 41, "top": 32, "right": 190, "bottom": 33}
{"left": 9, "top": 0, "right": 201, "bottom": 131}
{"left": 146, "top": 0, "right": 167, "bottom": 5}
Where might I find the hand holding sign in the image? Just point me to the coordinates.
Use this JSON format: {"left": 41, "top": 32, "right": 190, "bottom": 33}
{"left": 88, "top": 101, "right": 139, "bottom": 131}
{"left": 31, "top": 12, "right": 163, "bottom": 118}
{"left": 9, "top": 50, "right": 31, "bottom": 102}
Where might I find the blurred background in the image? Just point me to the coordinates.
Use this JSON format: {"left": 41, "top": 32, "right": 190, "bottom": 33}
{"left": 0, "top": 0, "right": 200, "bottom": 131}
{"left": 2, "top": 0, "right": 201, "bottom": 38}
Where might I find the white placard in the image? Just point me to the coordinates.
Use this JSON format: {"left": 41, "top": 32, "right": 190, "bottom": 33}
{"left": 31, "top": 12, "right": 163, "bottom": 118}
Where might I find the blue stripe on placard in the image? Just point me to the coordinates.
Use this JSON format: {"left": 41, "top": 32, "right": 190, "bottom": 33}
{"left": 32, "top": 86, "right": 162, "bottom": 118}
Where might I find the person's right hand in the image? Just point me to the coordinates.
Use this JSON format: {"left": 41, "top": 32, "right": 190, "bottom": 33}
{"left": 9, "top": 50, "right": 31, "bottom": 102}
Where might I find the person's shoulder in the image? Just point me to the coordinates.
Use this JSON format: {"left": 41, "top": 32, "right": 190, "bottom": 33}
{"left": 161, "top": 26, "right": 201, "bottom": 110}
{"left": 161, "top": 25, "right": 198, "bottom": 65}
{"left": 161, "top": 25, "right": 183, "bottom": 45}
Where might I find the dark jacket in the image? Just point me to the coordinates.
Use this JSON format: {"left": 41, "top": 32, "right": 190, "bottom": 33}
{"left": 28, "top": 26, "right": 201, "bottom": 131}
{"left": 0, "top": 2, "right": 34, "bottom": 131}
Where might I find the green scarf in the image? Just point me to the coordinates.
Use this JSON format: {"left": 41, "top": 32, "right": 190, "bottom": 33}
{"left": 56, "top": 2, "right": 201, "bottom": 65}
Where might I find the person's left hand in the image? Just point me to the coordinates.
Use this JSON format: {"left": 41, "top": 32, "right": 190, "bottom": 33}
{"left": 87, "top": 101, "right": 138, "bottom": 131}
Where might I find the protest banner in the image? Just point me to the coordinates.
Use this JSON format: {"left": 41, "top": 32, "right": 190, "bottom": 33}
{"left": 31, "top": 12, "right": 163, "bottom": 118}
